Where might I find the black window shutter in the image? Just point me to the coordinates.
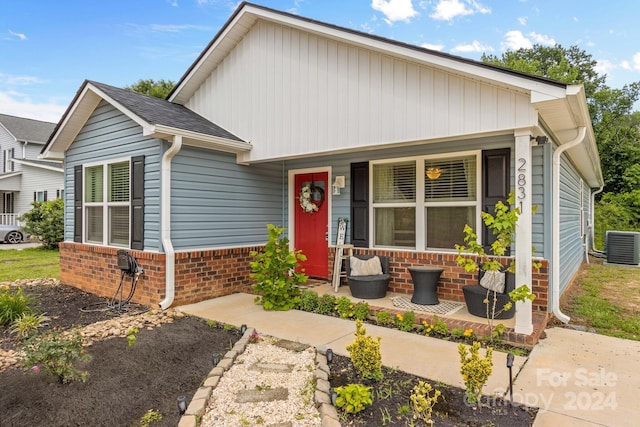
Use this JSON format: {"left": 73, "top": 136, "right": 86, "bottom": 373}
{"left": 74, "top": 165, "right": 83, "bottom": 243}
{"left": 3, "top": 150, "right": 6, "bottom": 173}
{"left": 130, "top": 156, "right": 145, "bottom": 250}
{"left": 33, "top": 192, "right": 36, "bottom": 202}
{"left": 482, "top": 148, "right": 510, "bottom": 253}
{"left": 350, "top": 162, "right": 369, "bottom": 247}
{"left": 10, "top": 148, "right": 14, "bottom": 172}
{"left": 56, "top": 189, "right": 60, "bottom": 199}
{"left": 44, "top": 191, "right": 48, "bottom": 201}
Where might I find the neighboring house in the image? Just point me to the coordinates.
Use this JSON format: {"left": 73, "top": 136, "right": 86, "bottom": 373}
{"left": 0, "top": 113, "right": 61, "bottom": 225}
{"left": 42, "top": 2, "right": 602, "bottom": 336}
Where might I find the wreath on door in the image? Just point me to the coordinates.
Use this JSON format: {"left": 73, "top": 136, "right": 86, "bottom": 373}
{"left": 300, "top": 183, "right": 325, "bottom": 214}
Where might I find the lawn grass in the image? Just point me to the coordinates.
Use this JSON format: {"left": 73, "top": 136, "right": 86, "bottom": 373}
{"left": 561, "top": 258, "right": 640, "bottom": 341}
{"left": 0, "top": 247, "right": 59, "bottom": 281}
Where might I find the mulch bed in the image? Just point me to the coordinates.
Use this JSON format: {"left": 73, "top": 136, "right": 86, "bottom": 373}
{"left": 329, "top": 354, "right": 537, "bottom": 426}
{"left": 0, "top": 283, "right": 241, "bottom": 426}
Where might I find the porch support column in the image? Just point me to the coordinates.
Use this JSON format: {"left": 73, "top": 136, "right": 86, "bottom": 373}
{"left": 514, "top": 130, "right": 533, "bottom": 335}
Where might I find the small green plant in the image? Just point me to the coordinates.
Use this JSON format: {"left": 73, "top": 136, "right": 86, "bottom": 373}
{"left": 431, "top": 315, "right": 448, "bottom": 336}
{"left": 298, "top": 289, "right": 319, "bottom": 312}
{"left": 316, "top": 294, "right": 337, "bottom": 315}
{"left": 352, "top": 301, "right": 370, "bottom": 320}
{"left": 335, "top": 296, "right": 355, "bottom": 318}
{"left": 410, "top": 381, "right": 442, "bottom": 425}
{"left": 380, "top": 407, "right": 392, "bottom": 425}
{"left": 346, "top": 320, "right": 383, "bottom": 381}
{"left": 334, "top": 383, "right": 373, "bottom": 414}
{"left": 10, "top": 313, "right": 50, "bottom": 340}
{"left": 450, "top": 328, "right": 464, "bottom": 339}
{"left": 0, "top": 286, "right": 33, "bottom": 326}
{"left": 397, "top": 404, "right": 411, "bottom": 416}
{"left": 458, "top": 341, "right": 493, "bottom": 405}
{"left": 250, "top": 224, "right": 307, "bottom": 311}
{"left": 375, "top": 310, "right": 393, "bottom": 326}
{"left": 394, "top": 311, "right": 416, "bottom": 332}
{"left": 139, "top": 409, "right": 163, "bottom": 427}
{"left": 20, "top": 329, "right": 91, "bottom": 384}
{"left": 127, "top": 327, "right": 140, "bottom": 347}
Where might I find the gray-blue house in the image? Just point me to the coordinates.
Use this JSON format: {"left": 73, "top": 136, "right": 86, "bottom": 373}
{"left": 42, "top": 2, "right": 602, "bottom": 335}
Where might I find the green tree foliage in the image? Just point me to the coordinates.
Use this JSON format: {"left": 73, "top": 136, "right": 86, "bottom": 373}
{"left": 124, "top": 79, "right": 175, "bottom": 99}
{"left": 18, "top": 199, "right": 64, "bottom": 249}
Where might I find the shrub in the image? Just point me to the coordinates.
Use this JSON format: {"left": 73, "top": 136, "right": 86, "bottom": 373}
{"left": 298, "top": 289, "right": 319, "bottom": 312}
{"left": 431, "top": 315, "right": 449, "bottom": 336}
{"left": 375, "top": 310, "right": 393, "bottom": 326}
{"left": 394, "top": 311, "right": 416, "bottom": 332}
{"left": 18, "top": 199, "right": 64, "bottom": 249}
{"left": 335, "top": 296, "right": 354, "bottom": 318}
{"left": 410, "top": 381, "right": 442, "bottom": 425}
{"left": 352, "top": 302, "right": 370, "bottom": 321}
{"left": 250, "top": 224, "right": 307, "bottom": 311}
{"left": 334, "top": 383, "right": 372, "bottom": 414}
{"left": 10, "top": 313, "right": 50, "bottom": 340}
{"left": 0, "top": 286, "right": 33, "bottom": 326}
{"left": 458, "top": 341, "right": 493, "bottom": 405}
{"left": 20, "top": 329, "right": 91, "bottom": 384}
{"left": 316, "top": 294, "right": 337, "bottom": 315}
{"left": 346, "top": 320, "right": 383, "bottom": 381}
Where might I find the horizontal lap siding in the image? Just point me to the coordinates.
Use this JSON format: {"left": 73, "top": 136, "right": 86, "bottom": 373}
{"left": 187, "top": 20, "right": 536, "bottom": 163}
{"left": 558, "top": 156, "right": 584, "bottom": 299}
{"left": 170, "top": 146, "right": 283, "bottom": 250}
{"left": 64, "top": 101, "right": 162, "bottom": 250}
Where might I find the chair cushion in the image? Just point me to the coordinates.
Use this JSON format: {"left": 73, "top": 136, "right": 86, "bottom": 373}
{"left": 479, "top": 270, "right": 506, "bottom": 293}
{"left": 349, "top": 256, "right": 383, "bottom": 276}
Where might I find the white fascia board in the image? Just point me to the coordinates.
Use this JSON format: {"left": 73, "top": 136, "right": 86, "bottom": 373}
{"left": 88, "top": 83, "right": 151, "bottom": 130}
{"left": 39, "top": 150, "right": 65, "bottom": 161}
{"left": 147, "top": 124, "right": 252, "bottom": 153}
{"left": 11, "top": 158, "right": 63, "bottom": 173}
{"left": 0, "top": 172, "right": 22, "bottom": 180}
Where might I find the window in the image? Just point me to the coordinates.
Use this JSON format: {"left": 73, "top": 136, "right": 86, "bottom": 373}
{"left": 3, "top": 148, "right": 14, "bottom": 173}
{"left": 84, "top": 161, "right": 130, "bottom": 247}
{"left": 371, "top": 153, "right": 480, "bottom": 251}
{"left": 35, "top": 191, "right": 46, "bottom": 202}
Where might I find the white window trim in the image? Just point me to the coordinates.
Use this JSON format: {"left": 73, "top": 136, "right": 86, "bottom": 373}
{"left": 369, "top": 150, "right": 482, "bottom": 252}
{"left": 82, "top": 157, "right": 131, "bottom": 248}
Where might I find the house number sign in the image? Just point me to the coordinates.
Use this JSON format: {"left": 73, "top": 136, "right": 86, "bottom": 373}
{"left": 517, "top": 158, "right": 527, "bottom": 212}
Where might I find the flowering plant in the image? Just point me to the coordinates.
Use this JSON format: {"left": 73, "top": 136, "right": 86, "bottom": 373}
{"left": 299, "top": 184, "right": 319, "bottom": 213}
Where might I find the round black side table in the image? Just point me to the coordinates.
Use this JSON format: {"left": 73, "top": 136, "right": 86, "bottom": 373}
{"left": 408, "top": 267, "right": 444, "bottom": 305}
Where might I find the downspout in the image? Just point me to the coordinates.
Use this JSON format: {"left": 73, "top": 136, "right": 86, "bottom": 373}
{"left": 552, "top": 126, "right": 586, "bottom": 324}
{"left": 590, "top": 186, "right": 604, "bottom": 253}
{"left": 159, "top": 135, "right": 183, "bottom": 310}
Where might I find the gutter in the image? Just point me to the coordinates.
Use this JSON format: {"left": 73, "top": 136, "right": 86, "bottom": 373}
{"left": 159, "top": 135, "right": 183, "bottom": 310}
{"left": 552, "top": 126, "right": 586, "bottom": 324}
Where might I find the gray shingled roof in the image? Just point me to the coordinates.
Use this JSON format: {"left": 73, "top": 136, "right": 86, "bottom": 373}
{"left": 0, "top": 113, "right": 56, "bottom": 144}
{"left": 89, "top": 81, "right": 244, "bottom": 142}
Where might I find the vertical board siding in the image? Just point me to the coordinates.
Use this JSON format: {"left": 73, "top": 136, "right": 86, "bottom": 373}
{"left": 64, "top": 101, "right": 162, "bottom": 250}
{"left": 186, "top": 20, "right": 535, "bottom": 162}
{"left": 557, "top": 155, "right": 584, "bottom": 298}
{"left": 170, "top": 146, "right": 283, "bottom": 250}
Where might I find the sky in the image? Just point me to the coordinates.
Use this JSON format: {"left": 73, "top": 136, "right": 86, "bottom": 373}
{"left": 2, "top": 0, "right": 640, "bottom": 123}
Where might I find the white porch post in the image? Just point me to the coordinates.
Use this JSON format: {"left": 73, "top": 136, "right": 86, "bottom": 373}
{"left": 514, "top": 130, "right": 533, "bottom": 335}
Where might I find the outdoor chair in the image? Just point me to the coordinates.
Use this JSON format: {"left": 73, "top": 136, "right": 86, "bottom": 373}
{"left": 346, "top": 254, "right": 391, "bottom": 299}
{"left": 462, "top": 270, "right": 516, "bottom": 319}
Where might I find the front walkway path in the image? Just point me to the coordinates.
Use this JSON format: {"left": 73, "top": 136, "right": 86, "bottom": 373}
{"left": 178, "top": 293, "right": 639, "bottom": 426}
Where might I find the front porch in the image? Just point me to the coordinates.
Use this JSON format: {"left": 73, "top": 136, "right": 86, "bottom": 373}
{"left": 305, "top": 280, "right": 548, "bottom": 348}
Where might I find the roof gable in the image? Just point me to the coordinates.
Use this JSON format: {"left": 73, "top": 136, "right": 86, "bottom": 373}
{"left": 0, "top": 113, "right": 55, "bottom": 144}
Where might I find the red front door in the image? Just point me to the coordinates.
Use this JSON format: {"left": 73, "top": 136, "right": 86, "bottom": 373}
{"left": 294, "top": 172, "right": 329, "bottom": 278}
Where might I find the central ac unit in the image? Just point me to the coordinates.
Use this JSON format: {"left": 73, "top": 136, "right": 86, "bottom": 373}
{"left": 605, "top": 231, "right": 640, "bottom": 266}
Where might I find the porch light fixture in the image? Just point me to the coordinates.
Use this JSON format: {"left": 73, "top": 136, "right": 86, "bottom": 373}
{"left": 240, "top": 324, "right": 247, "bottom": 334}
{"left": 212, "top": 353, "right": 221, "bottom": 366}
{"left": 326, "top": 348, "right": 334, "bottom": 364}
{"left": 426, "top": 167, "right": 442, "bottom": 180}
{"left": 332, "top": 176, "right": 345, "bottom": 195}
{"left": 177, "top": 395, "right": 187, "bottom": 415}
{"left": 531, "top": 135, "right": 549, "bottom": 145}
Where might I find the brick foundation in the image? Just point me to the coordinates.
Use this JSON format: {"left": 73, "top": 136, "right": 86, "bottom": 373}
{"left": 59, "top": 242, "right": 258, "bottom": 307}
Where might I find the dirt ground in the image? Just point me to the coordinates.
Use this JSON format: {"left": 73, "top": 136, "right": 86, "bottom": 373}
{"left": 0, "top": 283, "right": 241, "bottom": 427}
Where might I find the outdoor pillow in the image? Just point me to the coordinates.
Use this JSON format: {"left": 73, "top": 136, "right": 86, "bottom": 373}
{"left": 349, "top": 256, "right": 383, "bottom": 276}
{"left": 479, "top": 270, "right": 506, "bottom": 293}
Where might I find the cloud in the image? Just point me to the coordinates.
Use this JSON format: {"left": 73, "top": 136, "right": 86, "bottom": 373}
{"left": 0, "top": 73, "right": 43, "bottom": 86}
{"left": 422, "top": 42, "right": 444, "bottom": 51}
{"left": 0, "top": 92, "right": 66, "bottom": 123}
{"left": 371, "top": 0, "right": 418, "bottom": 24}
{"left": 529, "top": 32, "right": 555, "bottom": 45}
{"left": 620, "top": 60, "right": 631, "bottom": 71}
{"left": 452, "top": 40, "right": 493, "bottom": 53}
{"left": 7, "top": 30, "right": 27, "bottom": 40}
{"left": 594, "top": 59, "right": 615, "bottom": 75}
{"left": 502, "top": 30, "right": 532, "bottom": 50}
{"left": 147, "top": 24, "right": 212, "bottom": 33}
{"left": 517, "top": 16, "right": 527, "bottom": 26}
{"left": 634, "top": 53, "right": 640, "bottom": 71}
{"left": 430, "top": 0, "right": 490, "bottom": 21}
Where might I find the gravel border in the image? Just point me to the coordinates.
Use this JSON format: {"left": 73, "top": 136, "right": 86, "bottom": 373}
{"left": 177, "top": 327, "right": 341, "bottom": 427}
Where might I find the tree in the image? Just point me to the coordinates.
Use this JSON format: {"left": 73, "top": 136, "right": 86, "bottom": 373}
{"left": 124, "top": 79, "right": 175, "bottom": 99}
{"left": 18, "top": 199, "right": 64, "bottom": 249}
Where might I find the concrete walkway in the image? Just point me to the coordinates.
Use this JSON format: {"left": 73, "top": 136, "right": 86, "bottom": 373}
{"left": 178, "top": 293, "right": 639, "bottom": 426}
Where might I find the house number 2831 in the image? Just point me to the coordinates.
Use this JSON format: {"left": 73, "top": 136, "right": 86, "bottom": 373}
{"left": 517, "top": 158, "right": 527, "bottom": 211}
